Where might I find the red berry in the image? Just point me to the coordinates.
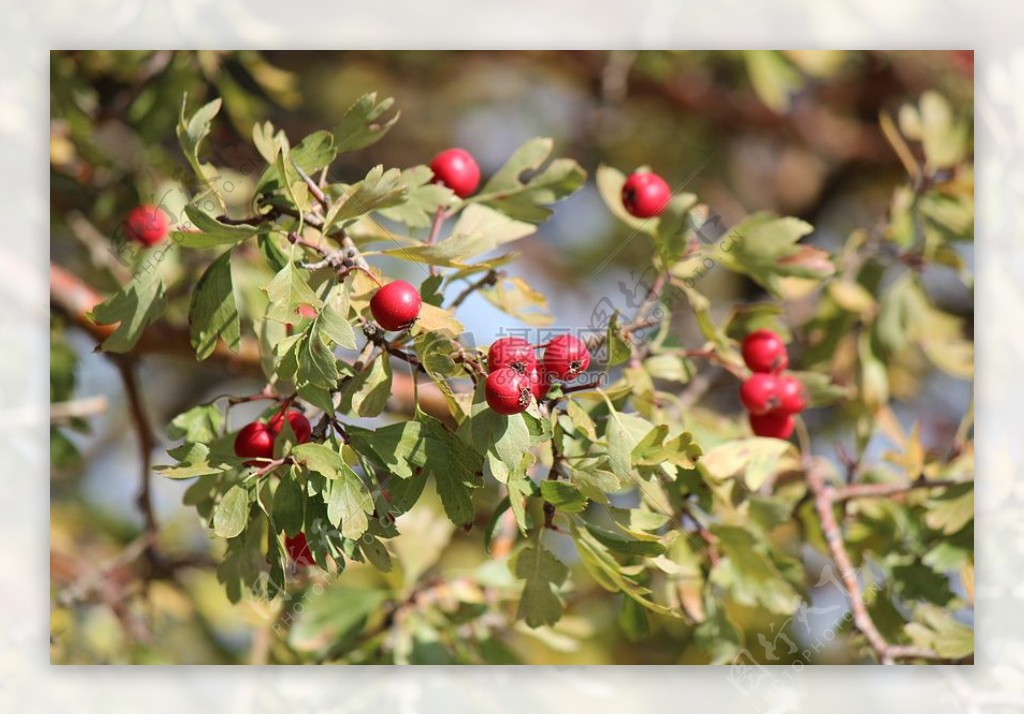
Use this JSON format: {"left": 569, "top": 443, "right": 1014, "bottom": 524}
{"left": 285, "top": 532, "right": 315, "bottom": 567}
{"left": 542, "top": 334, "right": 591, "bottom": 382}
{"left": 776, "top": 374, "right": 807, "bottom": 414}
{"left": 749, "top": 411, "right": 795, "bottom": 440}
{"left": 621, "top": 172, "right": 671, "bottom": 219}
{"left": 234, "top": 422, "right": 274, "bottom": 466}
{"left": 297, "top": 304, "right": 317, "bottom": 319}
{"left": 487, "top": 337, "right": 536, "bottom": 374}
{"left": 485, "top": 367, "right": 533, "bottom": 415}
{"left": 430, "top": 148, "right": 480, "bottom": 199}
{"left": 740, "top": 373, "right": 781, "bottom": 415}
{"left": 370, "top": 280, "right": 422, "bottom": 331}
{"left": 742, "top": 329, "right": 789, "bottom": 374}
{"left": 527, "top": 365, "right": 546, "bottom": 401}
{"left": 124, "top": 204, "right": 170, "bottom": 246}
{"left": 268, "top": 409, "right": 312, "bottom": 444}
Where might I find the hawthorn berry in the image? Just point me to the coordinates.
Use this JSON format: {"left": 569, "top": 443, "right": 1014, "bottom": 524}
{"left": 742, "top": 329, "right": 789, "bottom": 374}
{"left": 124, "top": 204, "right": 170, "bottom": 246}
{"left": 777, "top": 374, "right": 807, "bottom": 414}
{"left": 234, "top": 422, "right": 274, "bottom": 466}
{"left": 285, "top": 532, "right": 315, "bottom": 567}
{"left": 749, "top": 411, "right": 795, "bottom": 440}
{"left": 430, "top": 148, "right": 481, "bottom": 199}
{"left": 485, "top": 367, "right": 533, "bottom": 415}
{"left": 542, "top": 334, "right": 591, "bottom": 382}
{"left": 268, "top": 409, "right": 312, "bottom": 444}
{"left": 739, "top": 373, "right": 781, "bottom": 416}
{"left": 621, "top": 171, "right": 671, "bottom": 219}
{"left": 527, "top": 365, "right": 546, "bottom": 401}
{"left": 370, "top": 280, "right": 422, "bottom": 331}
{"left": 488, "top": 337, "right": 536, "bottom": 374}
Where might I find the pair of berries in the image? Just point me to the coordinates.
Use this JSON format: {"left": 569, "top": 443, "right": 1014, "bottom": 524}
{"left": 370, "top": 280, "right": 423, "bottom": 331}
{"left": 738, "top": 330, "right": 806, "bottom": 439}
{"left": 484, "top": 335, "right": 591, "bottom": 415}
{"left": 622, "top": 171, "right": 671, "bottom": 219}
{"left": 233, "top": 408, "right": 312, "bottom": 465}
{"left": 430, "top": 147, "right": 480, "bottom": 199}
{"left": 125, "top": 204, "right": 170, "bottom": 246}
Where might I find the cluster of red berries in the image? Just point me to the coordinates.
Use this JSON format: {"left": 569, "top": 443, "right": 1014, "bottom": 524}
{"left": 484, "top": 334, "right": 591, "bottom": 415}
{"left": 738, "top": 330, "right": 806, "bottom": 439}
{"left": 233, "top": 408, "right": 312, "bottom": 465}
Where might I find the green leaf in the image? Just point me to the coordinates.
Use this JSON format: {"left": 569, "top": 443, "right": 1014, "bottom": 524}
{"left": 326, "top": 467, "right": 373, "bottom": 540}
{"left": 346, "top": 421, "right": 428, "bottom": 479}
{"left": 172, "top": 204, "right": 259, "bottom": 248}
{"left": 289, "top": 442, "right": 343, "bottom": 478}
{"left": 213, "top": 485, "right": 250, "bottom": 538}
{"left": 339, "top": 353, "right": 392, "bottom": 418}
{"left": 632, "top": 425, "right": 702, "bottom": 470}
{"left": 316, "top": 284, "right": 357, "bottom": 349}
{"left": 605, "top": 312, "right": 632, "bottom": 367}
{"left": 176, "top": 96, "right": 223, "bottom": 204}
{"left": 263, "top": 262, "right": 323, "bottom": 324}
{"left": 324, "top": 165, "right": 407, "bottom": 230}
{"left": 924, "top": 483, "right": 973, "bottom": 535}
{"left": 699, "top": 437, "right": 798, "bottom": 490}
{"left": 709, "top": 525, "right": 801, "bottom": 615}
{"left": 539, "top": 480, "right": 587, "bottom": 514}
{"left": 904, "top": 604, "right": 973, "bottom": 659}
{"left": 714, "top": 212, "right": 834, "bottom": 298}
{"left": 291, "top": 129, "right": 337, "bottom": 173}
{"left": 273, "top": 467, "right": 305, "bottom": 537}
{"left": 167, "top": 403, "right": 222, "bottom": 443}
{"left": 513, "top": 543, "right": 569, "bottom": 628}
{"left": 377, "top": 165, "right": 456, "bottom": 229}
{"left": 288, "top": 585, "right": 388, "bottom": 655}
{"left": 580, "top": 520, "right": 665, "bottom": 557}
{"left": 88, "top": 270, "right": 166, "bottom": 353}
{"left": 332, "top": 93, "right": 399, "bottom": 154}
{"left": 379, "top": 204, "right": 535, "bottom": 266}
{"left": 188, "top": 251, "right": 240, "bottom": 360}
{"left": 477, "top": 138, "right": 587, "bottom": 222}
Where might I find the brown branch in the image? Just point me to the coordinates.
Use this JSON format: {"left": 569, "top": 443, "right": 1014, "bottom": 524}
{"left": 113, "top": 356, "right": 159, "bottom": 541}
{"left": 450, "top": 269, "right": 499, "bottom": 310}
{"left": 805, "top": 458, "right": 949, "bottom": 664}
{"left": 50, "top": 262, "right": 452, "bottom": 423}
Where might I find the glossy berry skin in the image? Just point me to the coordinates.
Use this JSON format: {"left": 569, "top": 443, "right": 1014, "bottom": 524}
{"left": 742, "top": 329, "right": 789, "bottom": 374}
{"left": 740, "top": 373, "right": 781, "bottom": 415}
{"left": 370, "top": 280, "right": 422, "bottom": 331}
{"left": 268, "top": 409, "right": 312, "bottom": 444}
{"left": 488, "top": 337, "right": 536, "bottom": 374}
{"left": 430, "top": 148, "right": 481, "bottom": 199}
{"left": 542, "top": 334, "right": 591, "bottom": 382}
{"left": 527, "top": 365, "right": 546, "bottom": 401}
{"left": 621, "top": 172, "right": 671, "bottom": 219}
{"left": 777, "top": 374, "right": 807, "bottom": 414}
{"left": 485, "top": 367, "right": 533, "bottom": 415}
{"left": 750, "top": 411, "right": 795, "bottom": 440}
{"left": 124, "top": 204, "right": 170, "bottom": 246}
{"left": 285, "top": 532, "right": 315, "bottom": 567}
{"left": 234, "top": 422, "right": 274, "bottom": 466}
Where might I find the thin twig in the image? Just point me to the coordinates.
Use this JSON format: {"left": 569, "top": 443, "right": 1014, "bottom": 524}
{"left": 50, "top": 395, "right": 109, "bottom": 422}
{"left": 450, "top": 269, "right": 499, "bottom": 310}
{"left": 804, "top": 457, "right": 948, "bottom": 664}
{"left": 113, "top": 357, "right": 158, "bottom": 541}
